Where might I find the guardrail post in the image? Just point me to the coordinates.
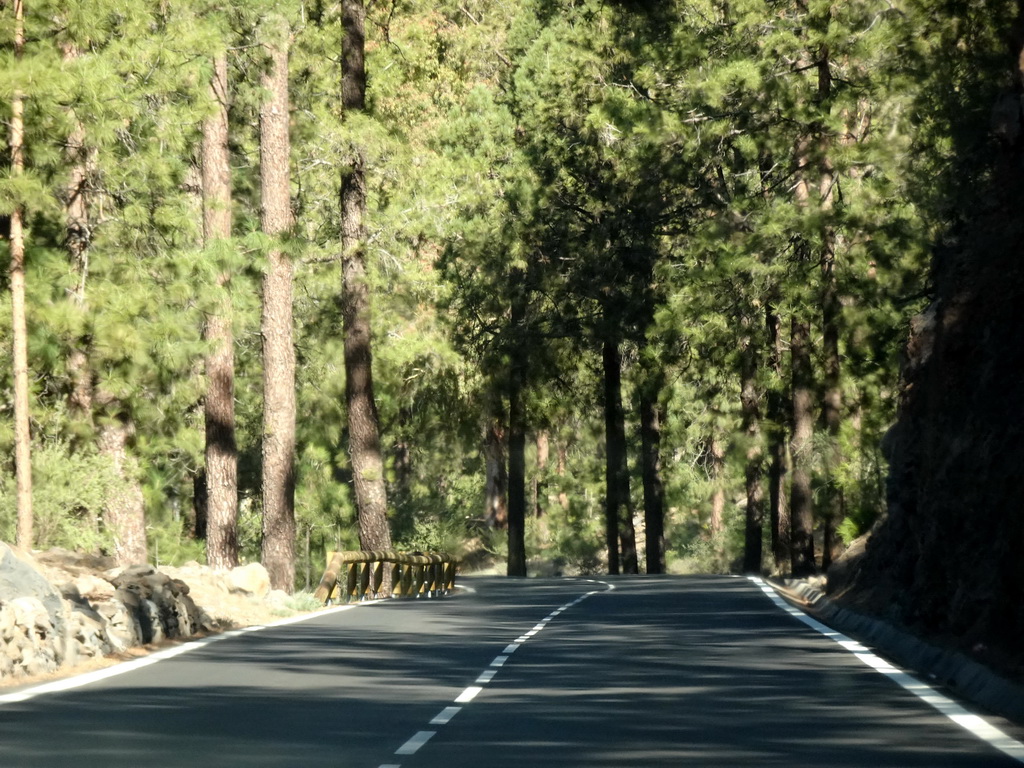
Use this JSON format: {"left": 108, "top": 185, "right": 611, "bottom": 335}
{"left": 401, "top": 562, "right": 413, "bottom": 597}
{"left": 372, "top": 560, "right": 384, "bottom": 598}
{"left": 315, "top": 550, "right": 458, "bottom": 604}
{"left": 390, "top": 562, "right": 402, "bottom": 597}
{"left": 413, "top": 562, "right": 426, "bottom": 597}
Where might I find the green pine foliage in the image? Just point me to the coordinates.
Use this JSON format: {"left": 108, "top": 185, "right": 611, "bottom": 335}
{"left": 1, "top": 0, "right": 952, "bottom": 583}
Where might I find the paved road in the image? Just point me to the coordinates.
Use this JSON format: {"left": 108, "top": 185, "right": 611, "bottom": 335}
{"left": 1, "top": 575, "right": 1022, "bottom": 767}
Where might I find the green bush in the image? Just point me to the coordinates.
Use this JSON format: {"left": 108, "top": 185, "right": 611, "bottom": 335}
{"left": 0, "top": 441, "right": 117, "bottom": 554}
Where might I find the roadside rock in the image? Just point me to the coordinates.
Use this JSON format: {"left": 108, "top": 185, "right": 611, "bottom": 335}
{"left": 1, "top": 547, "right": 209, "bottom": 682}
{"left": 225, "top": 563, "right": 271, "bottom": 598}
{"left": 1, "top": 546, "right": 316, "bottom": 686}
{"left": 0, "top": 543, "right": 68, "bottom": 676}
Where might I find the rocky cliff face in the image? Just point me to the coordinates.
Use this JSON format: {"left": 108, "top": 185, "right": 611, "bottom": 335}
{"left": 841, "top": 4, "right": 1024, "bottom": 674}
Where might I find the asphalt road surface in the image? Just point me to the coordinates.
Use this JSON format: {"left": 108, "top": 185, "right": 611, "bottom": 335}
{"left": 1, "top": 575, "right": 1022, "bottom": 767}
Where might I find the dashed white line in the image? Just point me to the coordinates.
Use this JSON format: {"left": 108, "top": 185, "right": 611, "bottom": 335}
{"left": 430, "top": 706, "right": 462, "bottom": 725}
{"left": 385, "top": 579, "right": 615, "bottom": 765}
{"left": 455, "top": 685, "right": 483, "bottom": 703}
{"left": 395, "top": 730, "right": 435, "bottom": 755}
{"left": 750, "top": 576, "right": 1024, "bottom": 764}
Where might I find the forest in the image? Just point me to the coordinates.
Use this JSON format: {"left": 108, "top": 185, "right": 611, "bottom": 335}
{"left": 1, "top": 0, "right": 1021, "bottom": 656}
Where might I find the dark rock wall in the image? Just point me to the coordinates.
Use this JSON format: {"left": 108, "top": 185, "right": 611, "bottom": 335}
{"left": 852, "top": 0, "right": 1024, "bottom": 665}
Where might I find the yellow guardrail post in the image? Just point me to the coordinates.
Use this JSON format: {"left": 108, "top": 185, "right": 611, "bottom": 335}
{"left": 413, "top": 561, "right": 426, "bottom": 597}
{"left": 390, "top": 561, "right": 402, "bottom": 596}
{"left": 372, "top": 560, "right": 384, "bottom": 598}
{"left": 314, "top": 550, "right": 459, "bottom": 604}
{"left": 401, "top": 561, "right": 413, "bottom": 597}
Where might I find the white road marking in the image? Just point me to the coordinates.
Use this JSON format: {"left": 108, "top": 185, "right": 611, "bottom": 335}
{"left": 384, "top": 579, "right": 615, "bottom": 763}
{"left": 455, "top": 685, "right": 483, "bottom": 703}
{"left": 750, "top": 576, "right": 1024, "bottom": 763}
{"left": 430, "top": 706, "right": 462, "bottom": 725}
{"left": 395, "top": 730, "right": 435, "bottom": 755}
{"left": 0, "top": 604, "right": 361, "bottom": 706}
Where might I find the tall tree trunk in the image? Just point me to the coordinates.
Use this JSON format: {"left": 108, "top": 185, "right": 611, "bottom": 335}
{"left": 603, "top": 337, "right": 638, "bottom": 575}
{"left": 202, "top": 52, "right": 239, "bottom": 571}
{"left": 340, "top": 0, "right": 392, "bottom": 555}
{"left": 9, "top": 0, "right": 32, "bottom": 550}
{"left": 506, "top": 269, "right": 528, "bottom": 577}
{"left": 740, "top": 321, "right": 765, "bottom": 573}
{"left": 766, "top": 300, "right": 790, "bottom": 571}
{"left": 507, "top": 365, "right": 527, "bottom": 577}
{"left": 97, "top": 415, "right": 148, "bottom": 565}
{"left": 602, "top": 339, "right": 620, "bottom": 576}
{"left": 639, "top": 380, "right": 665, "bottom": 575}
{"left": 789, "top": 314, "right": 816, "bottom": 576}
{"left": 259, "top": 16, "right": 296, "bottom": 592}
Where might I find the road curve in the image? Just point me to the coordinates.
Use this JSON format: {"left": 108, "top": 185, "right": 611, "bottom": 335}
{"left": 0, "top": 575, "right": 1021, "bottom": 767}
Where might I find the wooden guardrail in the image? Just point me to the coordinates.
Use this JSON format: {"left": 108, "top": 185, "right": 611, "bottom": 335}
{"left": 313, "top": 550, "right": 458, "bottom": 604}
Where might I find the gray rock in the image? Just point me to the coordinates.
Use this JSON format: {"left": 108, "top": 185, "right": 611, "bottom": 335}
{"left": 0, "top": 543, "right": 67, "bottom": 666}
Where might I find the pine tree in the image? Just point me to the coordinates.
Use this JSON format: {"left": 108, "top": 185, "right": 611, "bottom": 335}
{"left": 202, "top": 50, "right": 238, "bottom": 570}
{"left": 259, "top": 13, "right": 296, "bottom": 592}
{"left": 339, "top": 0, "right": 392, "bottom": 555}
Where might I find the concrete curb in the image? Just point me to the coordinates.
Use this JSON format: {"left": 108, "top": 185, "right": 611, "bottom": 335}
{"left": 767, "top": 578, "right": 1024, "bottom": 725}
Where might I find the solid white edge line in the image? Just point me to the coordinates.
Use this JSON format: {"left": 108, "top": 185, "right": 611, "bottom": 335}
{"left": 749, "top": 576, "right": 1024, "bottom": 763}
{"left": 0, "top": 604, "right": 360, "bottom": 707}
{"left": 395, "top": 730, "right": 435, "bottom": 756}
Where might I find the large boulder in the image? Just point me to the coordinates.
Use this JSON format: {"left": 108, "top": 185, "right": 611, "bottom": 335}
{"left": 225, "top": 563, "right": 271, "bottom": 598}
{"left": 0, "top": 542, "right": 69, "bottom": 675}
{"left": 111, "top": 564, "right": 204, "bottom": 644}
